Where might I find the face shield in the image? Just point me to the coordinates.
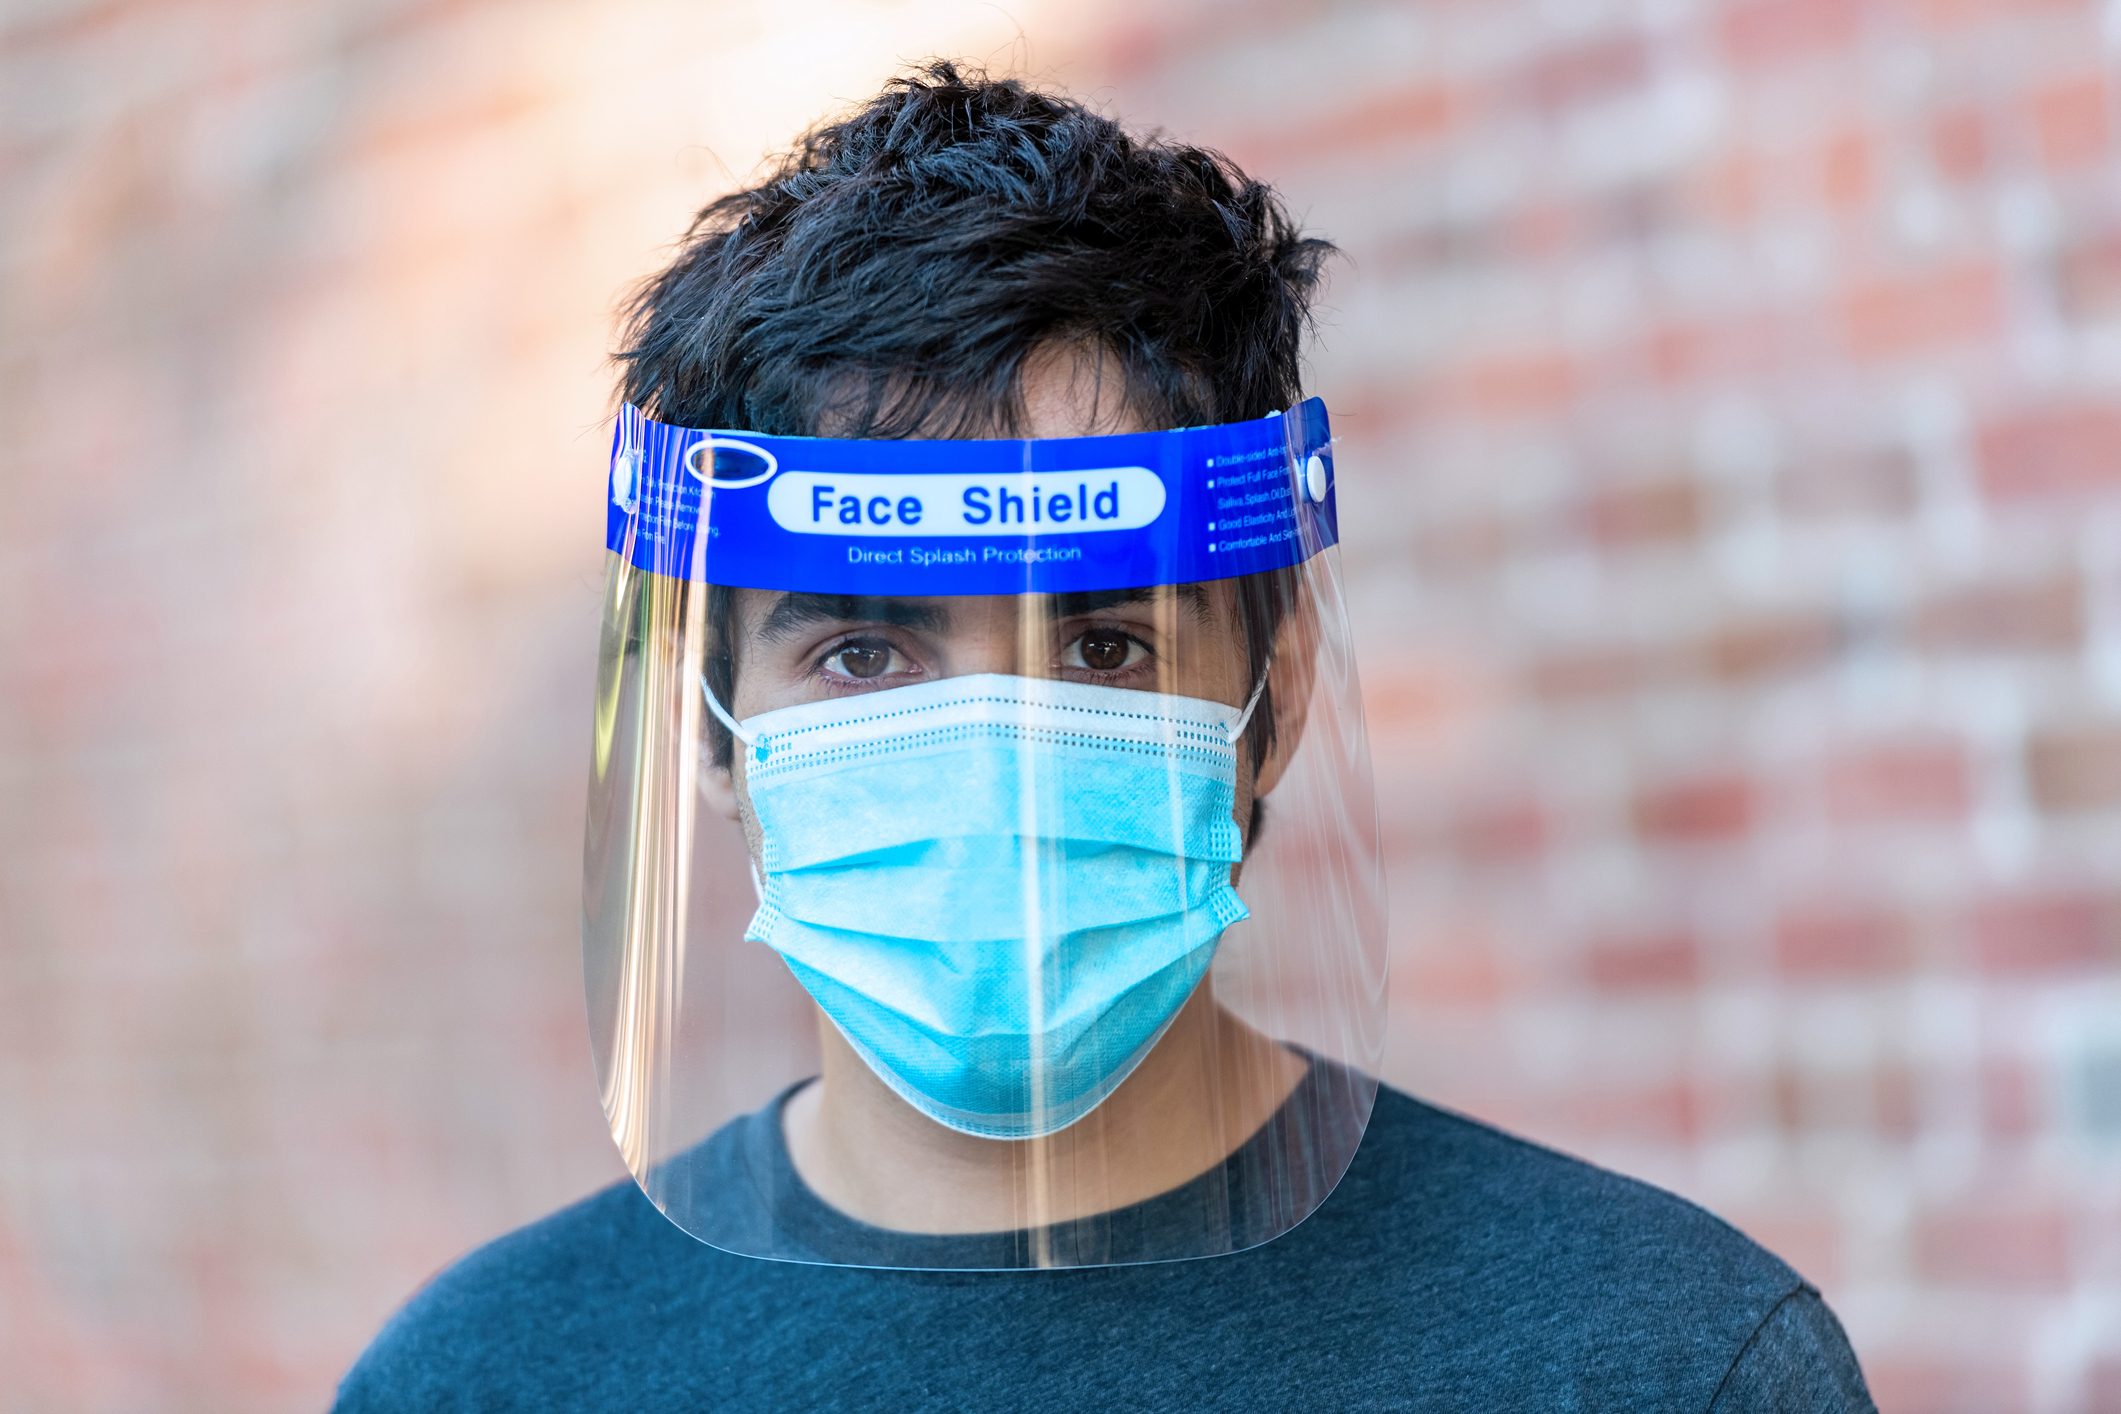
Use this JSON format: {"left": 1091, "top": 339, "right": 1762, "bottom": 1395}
{"left": 585, "top": 397, "right": 1386, "bottom": 1270}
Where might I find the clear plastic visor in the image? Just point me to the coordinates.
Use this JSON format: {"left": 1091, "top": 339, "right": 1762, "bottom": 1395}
{"left": 583, "top": 405, "right": 1385, "bottom": 1269}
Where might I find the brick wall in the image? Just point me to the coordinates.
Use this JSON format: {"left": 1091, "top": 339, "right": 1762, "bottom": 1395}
{"left": 1072, "top": 2, "right": 2121, "bottom": 1407}
{"left": 2, "top": 1, "right": 2117, "bottom": 1409}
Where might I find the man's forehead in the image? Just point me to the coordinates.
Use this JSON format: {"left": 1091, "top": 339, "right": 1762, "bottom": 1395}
{"left": 737, "top": 585, "right": 1220, "bottom": 641}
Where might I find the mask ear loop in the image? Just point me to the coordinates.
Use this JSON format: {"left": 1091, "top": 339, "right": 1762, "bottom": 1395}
{"left": 699, "top": 672, "right": 756, "bottom": 748}
{"left": 1226, "top": 657, "right": 1272, "bottom": 745}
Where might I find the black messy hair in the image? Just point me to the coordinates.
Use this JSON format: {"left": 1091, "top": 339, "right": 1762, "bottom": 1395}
{"left": 617, "top": 60, "right": 1332, "bottom": 437}
{"left": 614, "top": 61, "right": 1334, "bottom": 788}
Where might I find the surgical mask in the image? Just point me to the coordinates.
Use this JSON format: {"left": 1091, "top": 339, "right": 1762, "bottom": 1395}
{"left": 703, "top": 672, "right": 1260, "bottom": 1140}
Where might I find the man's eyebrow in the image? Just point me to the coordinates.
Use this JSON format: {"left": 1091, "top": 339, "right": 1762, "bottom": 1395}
{"left": 757, "top": 593, "right": 952, "bottom": 641}
{"left": 1045, "top": 585, "right": 1211, "bottom": 621}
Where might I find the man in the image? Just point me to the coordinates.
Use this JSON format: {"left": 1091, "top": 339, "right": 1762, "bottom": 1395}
{"left": 340, "top": 62, "right": 1873, "bottom": 1410}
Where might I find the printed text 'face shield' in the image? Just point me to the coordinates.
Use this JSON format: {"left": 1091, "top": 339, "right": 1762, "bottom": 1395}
{"left": 585, "top": 399, "right": 1386, "bottom": 1269}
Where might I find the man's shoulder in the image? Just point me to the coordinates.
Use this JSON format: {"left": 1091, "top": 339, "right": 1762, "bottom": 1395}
{"left": 1352, "top": 1082, "right": 1802, "bottom": 1294}
{"left": 334, "top": 1176, "right": 718, "bottom": 1411}
{"left": 1310, "top": 1084, "right": 1871, "bottom": 1407}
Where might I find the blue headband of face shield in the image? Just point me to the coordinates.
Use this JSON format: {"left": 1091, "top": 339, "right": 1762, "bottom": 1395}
{"left": 610, "top": 401, "right": 1336, "bottom": 1139}
{"left": 606, "top": 398, "right": 1337, "bottom": 592}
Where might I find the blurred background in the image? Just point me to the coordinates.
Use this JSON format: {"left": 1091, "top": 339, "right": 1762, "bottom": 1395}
{"left": 4, "top": 0, "right": 2120, "bottom": 1408}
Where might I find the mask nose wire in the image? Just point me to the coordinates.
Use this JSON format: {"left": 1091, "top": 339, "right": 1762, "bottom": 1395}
{"left": 702, "top": 665, "right": 1269, "bottom": 748}
{"left": 698, "top": 672, "right": 755, "bottom": 747}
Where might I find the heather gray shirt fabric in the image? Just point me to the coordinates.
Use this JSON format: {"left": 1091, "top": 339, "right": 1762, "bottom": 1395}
{"left": 338, "top": 1070, "right": 1873, "bottom": 1412}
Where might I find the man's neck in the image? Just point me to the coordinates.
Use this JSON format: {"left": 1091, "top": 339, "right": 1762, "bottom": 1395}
{"left": 780, "top": 992, "right": 1309, "bottom": 1235}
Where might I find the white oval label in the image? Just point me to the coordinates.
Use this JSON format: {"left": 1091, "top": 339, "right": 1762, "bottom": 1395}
{"left": 765, "top": 467, "right": 1166, "bottom": 537}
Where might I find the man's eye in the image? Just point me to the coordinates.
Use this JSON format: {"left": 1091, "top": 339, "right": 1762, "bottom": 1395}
{"left": 1066, "top": 629, "right": 1142, "bottom": 674}
{"left": 824, "top": 640, "right": 902, "bottom": 680}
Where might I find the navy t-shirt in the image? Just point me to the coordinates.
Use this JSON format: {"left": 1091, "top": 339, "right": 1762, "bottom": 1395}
{"left": 339, "top": 1066, "right": 1874, "bottom": 1411}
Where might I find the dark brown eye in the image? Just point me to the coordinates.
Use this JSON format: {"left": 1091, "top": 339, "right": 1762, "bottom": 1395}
{"left": 834, "top": 642, "right": 892, "bottom": 679}
{"left": 1077, "top": 630, "right": 1130, "bottom": 672}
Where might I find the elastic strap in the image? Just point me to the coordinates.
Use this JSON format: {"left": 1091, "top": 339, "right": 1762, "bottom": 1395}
{"left": 698, "top": 672, "right": 755, "bottom": 746}
{"left": 1226, "top": 667, "right": 1271, "bottom": 746}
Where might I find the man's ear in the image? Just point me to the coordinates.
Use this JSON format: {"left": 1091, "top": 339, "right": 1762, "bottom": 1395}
{"left": 698, "top": 744, "right": 742, "bottom": 823}
{"left": 1252, "top": 591, "right": 1320, "bottom": 799}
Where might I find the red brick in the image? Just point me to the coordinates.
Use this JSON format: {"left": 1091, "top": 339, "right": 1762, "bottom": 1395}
{"left": 1769, "top": 1066, "right": 1806, "bottom": 1134}
{"left": 1395, "top": 951, "right": 1519, "bottom": 1009}
{"left": 1361, "top": 662, "right": 1479, "bottom": 747}
{"left": 2087, "top": 1356, "right": 2121, "bottom": 1412}
{"left": 1908, "top": 0, "right": 2087, "bottom": 24}
{"left": 1527, "top": 644, "right": 1669, "bottom": 702}
{"left": 1451, "top": 794, "right": 1551, "bottom": 865}
{"left": 1776, "top": 445, "right": 1919, "bottom": 520}
{"left": 1906, "top": 0, "right": 1981, "bottom": 22}
{"left": 1395, "top": 924, "right": 1532, "bottom": 1010}
{"left": 1915, "top": 574, "right": 2083, "bottom": 654}
{"left": 1929, "top": 105, "right": 1993, "bottom": 184}
{"left": 1775, "top": 907, "right": 1913, "bottom": 975}
{"left": 1565, "top": 1078, "right": 1709, "bottom": 1144}
{"left": 339, "top": 82, "right": 552, "bottom": 168}
{"left": 1377, "top": 812, "right": 1441, "bottom": 866}
{"left": 1579, "top": 478, "right": 1706, "bottom": 548}
{"left": 1976, "top": 403, "right": 2121, "bottom": 501}
{"left": 1519, "top": 35, "right": 1653, "bottom": 112}
{"left": 1971, "top": 890, "right": 2119, "bottom": 971}
{"left": 1639, "top": 311, "right": 1787, "bottom": 386}
{"left": 1455, "top": 348, "right": 1578, "bottom": 417}
{"left": 1593, "top": 181, "right": 1680, "bottom": 248}
{"left": 1694, "top": 150, "right": 1766, "bottom": 226}
{"left": 1864, "top": 1359, "right": 2030, "bottom": 1414}
{"left": 1839, "top": 262, "right": 2007, "bottom": 361}
{"left": 1634, "top": 774, "right": 1757, "bottom": 844}
{"left": 1373, "top": 225, "right": 1472, "bottom": 275}
{"left": 1101, "top": 2, "right": 1313, "bottom": 82}
{"left": 1412, "top": 515, "right": 1510, "bottom": 579}
{"left": 1234, "top": 84, "right": 1464, "bottom": 169}
{"left": 2029, "top": 71, "right": 2113, "bottom": 171}
{"left": 1727, "top": 1208, "right": 1842, "bottom": 1287}
{"left": 1100, "top": 19, "right": 1182, "bottom": 78}
{"left": 0, "top": 0, "right": 161, "bottom": 50}
{"left": 1503, "top": 200, "right": 1577, "bottom": 260}
{"left": 1912, "top": 1202, "right": 2072, "bottom": 1289}
{"left": 1581, "top": 930, "right": 1699, "bottom": 992}
{"left": 1324, "top": 383, "right": 1426, "bottom": 444}
{"left": 1769, "top": 1063, "right": 1920, "bottom": 1137}
{"left": 1642, "top": 320, "right": 1714, "bottom": 385}
{"left": 1873, "top": 1062, "right": 1921, "bottom": 1140}
{"left": 2025, "top": 723, "right": 2121, "bottom": 813}
{"left": 1703, "top": 612, "right": 1842, "bottom": 683}
{"left": 2056, "top": 230, "right": 2121, "bottom": 325}
{"left": 1822, "top": 742, "right": 1974, "bottom": 824}
{"left": 1817, "top": 127, "right": 1876, "bottom": 211}
{"left": 1979, "top": 1056, "right": 2044, "bottom": 1139}
{"left": 1717, "top": 0, "right": 1869, "bottom": 69}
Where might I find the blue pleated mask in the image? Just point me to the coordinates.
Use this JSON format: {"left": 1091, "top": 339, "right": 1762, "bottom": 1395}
{"left": 705, "top": 673, "right": 1257, "bottom": 1140}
